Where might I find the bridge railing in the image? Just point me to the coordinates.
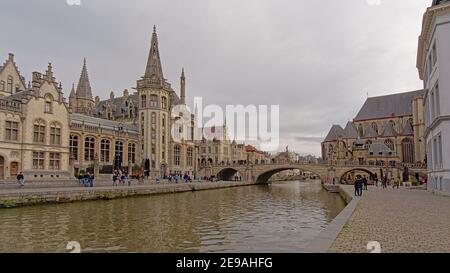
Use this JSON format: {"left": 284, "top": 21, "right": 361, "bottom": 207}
{"left": 203, "top": 161, "right": 427, "bottom": 171}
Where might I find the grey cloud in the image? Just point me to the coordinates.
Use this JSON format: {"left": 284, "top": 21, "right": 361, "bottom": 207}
{"left": 0, "top": 0, "right": 428, "bottom": 156}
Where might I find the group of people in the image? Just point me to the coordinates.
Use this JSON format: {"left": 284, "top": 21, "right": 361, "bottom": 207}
{"left": 112, "top": 170, "right": 130, "bottom": 186}
{"left": 354, "top": 175, "right": 368, "bottom": 196}
{"left": 79, "top": 172, "right": 95, "bottom": 187}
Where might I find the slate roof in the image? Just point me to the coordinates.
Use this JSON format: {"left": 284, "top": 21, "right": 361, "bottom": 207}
{"left": 364, "top": 124, "right": 378, "bottom": 138}
{"left": 94, "top": 93, "right": 139, "bottom": 119}
{"left": 354, "top": 90, "right": 425, "bottom": 121}
{"left": 71, "top": 113, "right": 138, "bottom": 133}
{"left": 343, "top": 122, "right": 358, "bottom": 139}
{"left": 402, "top": 122, "right": 414, "bottom": 135}
{"left": 381, "top": 122, "right": 398, "bottom": 137}
{"left": 323, "top": 125, "right": 345, "bottom": 142}
{"left": 368, "top": 141, "right": 395, "bottom": 155}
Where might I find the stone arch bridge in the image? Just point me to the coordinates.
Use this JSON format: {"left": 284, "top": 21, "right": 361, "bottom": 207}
{"left": 199, "top": 163, "right": 426, "bottom": 184}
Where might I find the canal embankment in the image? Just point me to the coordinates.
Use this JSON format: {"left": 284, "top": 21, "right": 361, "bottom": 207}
{"left": 0, "top": 181, "right": 257, "bottom": 208}
{"left": 305, "top": 184, "right": 360, "bottom": 253}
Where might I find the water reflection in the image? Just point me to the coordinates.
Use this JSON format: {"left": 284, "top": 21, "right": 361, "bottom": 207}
{"left": 0, "top": 180, "right": 345, "bottom": 253}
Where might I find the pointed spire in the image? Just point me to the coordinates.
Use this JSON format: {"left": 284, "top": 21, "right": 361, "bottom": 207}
{"left": 144, "top": 26, "right": 165, "bottom": 82}
{"left": 76, "top": 58, "right": 93, "bottom": 100}
{"left": 69, "top": 83, "right": 76, "bottom": 98}
{"left": 180, "top": 67, "right": 186, "bottom": 105}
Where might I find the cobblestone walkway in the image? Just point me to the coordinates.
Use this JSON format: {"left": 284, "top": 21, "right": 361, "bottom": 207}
{"left": 330, "top": 186, "right": 450, "bottom": 253}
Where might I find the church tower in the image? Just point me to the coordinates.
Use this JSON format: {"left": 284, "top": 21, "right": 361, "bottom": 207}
{"left": 74, "top": 58, "right": 95, "bottom": 115}
{"left": 137, "top": 26, "right": 173, "bottom": 177}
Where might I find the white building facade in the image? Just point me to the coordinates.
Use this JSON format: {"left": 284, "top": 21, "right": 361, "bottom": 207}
{"left": 417, "top": 0, "right": 450, "bottom": 195}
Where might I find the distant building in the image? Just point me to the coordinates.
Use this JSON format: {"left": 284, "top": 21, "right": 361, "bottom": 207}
{"left": 322, "top": 90, "right": 426, "bottom": 168}
{"left": 417, "top": 0, "right": 450, "bottom": 195}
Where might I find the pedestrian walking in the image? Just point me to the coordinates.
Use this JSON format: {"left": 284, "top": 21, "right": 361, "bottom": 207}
{"left": 17, "top": 171, "right": 25, "bottom": 188}
{"left": 112, "top": 171, "right": 118, "bottom": 186}
{"left": 363, "top": 176, "right": 368, "bottom": 190}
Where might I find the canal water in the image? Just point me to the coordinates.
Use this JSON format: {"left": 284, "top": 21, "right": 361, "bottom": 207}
{"left": 0, "top": 180, "right": 345, "bottom": 253}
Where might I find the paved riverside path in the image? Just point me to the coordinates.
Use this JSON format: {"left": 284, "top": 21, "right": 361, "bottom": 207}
{"left": 330, "top": 186, "right": 450, "bottom": 253}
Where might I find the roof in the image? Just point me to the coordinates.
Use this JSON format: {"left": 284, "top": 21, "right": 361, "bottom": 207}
{"left": 433, "top": 0, "right": 450, "bottom": 6}
{"left": 354, "top": 90, "right": 425, "bottom": 121}
{"left": 343, "top": 122, "right": 358, "bottom": 139}
{"left": 323, "top": 125, "right": 345, "bottom": 142}
{"left": 144, "top": 26, "right": 165, "bottom": 82}
{"left": 364, "top": 124, "right": 378, "bottom": 138}
{"left": 402, "top": 122, "right": 414, "bottom": 135}
{"left": 368, "top": 141, "right": 395, "bottom": 155}
{"left": 75, "top": 59, "right": 93, "bottom": 100}
{"left": 381, "top": 122, "right": 398, "bottom": 137}
{"left": 70, "top": 113, "right": 138, "bottom": 133}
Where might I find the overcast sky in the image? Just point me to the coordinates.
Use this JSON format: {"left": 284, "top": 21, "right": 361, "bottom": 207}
{"left": 0, "top": 0, "right": 430, "bottom": 156}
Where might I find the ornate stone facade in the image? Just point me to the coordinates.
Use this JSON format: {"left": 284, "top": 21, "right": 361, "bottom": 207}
{"left": 322, "top": 90, "right": 426, "bottom": 168}
{"left": 0, "top": 28, "right": 198, "bottom": 180}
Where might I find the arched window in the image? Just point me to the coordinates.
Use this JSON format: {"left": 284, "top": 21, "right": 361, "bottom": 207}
{"left": 7, "top": 76, "right": 13, "bottom": 93}
{"left": 115, "top": 141, "right": 124, "bottom": 162}
{"left": 371, "top": 122, "right": 378, "bottom": 135}
{"left": 150, "top": 95, "right": 158, "bottom": 108}
{"left": 84, "top": 137, "right": 96, "bottom": 161}
{"left": 187, "top": 147, "right": 193, "bottom": 166}
{"left": 141, "top": 95, "right": 147, "bottom": 108}
{"left": 174, "top": 146, "right": 181, "bottom": 166}
{"left": 50, "top": 122, "right": 61, "bottom": 145}
{"left": 70, "top": 135, "right": 79, "bottom": 160}
{"left": 161, "top": 97, "right": 167, "bottom": 109}
{"left": 44, "top": 94, "right": 53, "bottom": 113}
{"left": 0, "top": 81, "right": 5, "bottom": 91}
{"left": 358, "top": 124, "right": 364, "bottom": 138}
{"left": 33, "top": 120, "right": 46, "bottom": 143}
{"left": 101, "top": 139, "right": 110, "bottom": 162}
{"left": 365, "top": 140, "right": 372, "bottom": 148}
{"left": 402, "top": 138, "right": 415, "bottom": 163}
{"left": 128, "top": 143, "right": 136, "bottom": 164}
{"left": 384, "top": 139, "right": 395, "bottom": 151}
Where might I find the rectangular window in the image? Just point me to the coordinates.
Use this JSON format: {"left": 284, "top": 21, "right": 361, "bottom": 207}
{"left": 433, "top": 137, "right": 438, "bottom": 169}
{"left": 49, "top": 153, "right": 61, "bottom": 170}
{"left": 33, "top": 152, "right": 45, "bottom": 169}
{"left": 5, "top": 121, "right": 19, "bottom": 141}
{"left": 432, "top": 42, "right": 437, "bottom": 66}
{"left": 33, "top": 124, "right": 46, "bottom": 143}
{"left": 50, "top": 127, "right": 61, "bottom": 145}
{"left": 45, "top": 101, "right": 52, "bottom": 113}
{"left": 430, "top": 90, "right": 435, "bottom": 121}
{"left": 438, "top": 134, "right": 443, "bottom": 169}
{"left": 427, "top": 140, "right": 433, "bottom": 171}
{"left": 435, "top": 82, "right": 440, "bottom": 117}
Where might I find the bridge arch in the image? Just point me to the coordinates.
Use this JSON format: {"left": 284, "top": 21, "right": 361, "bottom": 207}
{"left": 216, "top": 168, "right": 244, "bottom": 181}
{"left": 339, "top": 168, "right": 376, "bottom": 184}
{"left": 255, "top": 167, "right": 322, "bottom": 184}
